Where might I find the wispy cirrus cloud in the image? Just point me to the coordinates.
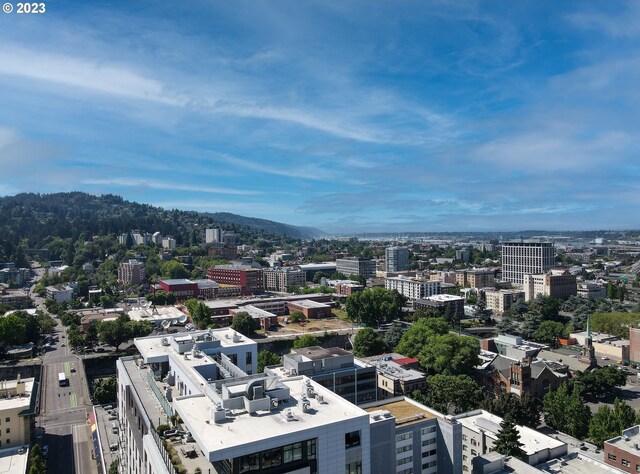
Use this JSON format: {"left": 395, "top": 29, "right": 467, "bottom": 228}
{"left": 82, "top": 178, "right": 261, "bottom": 196}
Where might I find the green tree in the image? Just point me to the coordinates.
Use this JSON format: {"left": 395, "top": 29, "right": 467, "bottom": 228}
{"left": 28, "top": 444, "right": 47, "bottom": 474}
{"left": 230, "top": 312, "right": 258, "bottom": 336}
{"left": 93, "top": 376, "right": 118, "bottom": 404}
{"left": 492, "top": 417, "right": 526, "bottom": 459}
{"left": 565, "top": 388, "right": 592, "bottom": 439}
{"left": 416, "top": 374, "right": 482, "bottom": 414}
{"left": 543, "top": 383, "right": 571, "bottom": 432}
{"left": 572, "top": 366, "right": 627, "bottom": 398}
{"left": 108, "top": 460, "right": 119, "bottom": 474}
{"left": 345, "top": 287, "right": 403, "bottom": 327}
{"left": 533, "top": 321, "right": 567, "bottom": 346}
{"left": 288, "top": 311, "right": 306, "bottom": 323}
{"left": 293, "top": 334, "right": 320, "bottom": 349}
{"left": 482, "top": 393, "right": 541, "bottom": 428}
{"left": 382, "top": 324, "right": 405, "bottom": 350}
{"left": 495, "top": 314, "right": 518, "bottom": 335}
{"left": 395, "top": 317, "right": 449, "bottom": 358}
{"left": 589, "top": 399, "right": 637, "bottom": 447}
{"left": 257, "top": 350, "right": 281, "bottom": 372}
{"left": 420, "top": 333, "right": 480, "bottom": 375}
{"left": 97, "top": 313, "right": 144, "bottom": 348}
{"left": 161, "top": 260, "right": 190, "bottom": 279}
{"left": 0, "top": 313, "right": 27, "bottom": 345}
{"left": 352, "top": 328, "right": 387, "bottom": 357}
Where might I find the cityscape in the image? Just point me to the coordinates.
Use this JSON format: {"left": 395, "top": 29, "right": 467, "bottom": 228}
{"left": 2, "top": 2, "right": 640, "bottom": 474}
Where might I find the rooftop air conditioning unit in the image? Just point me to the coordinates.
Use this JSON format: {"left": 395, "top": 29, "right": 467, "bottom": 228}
{"left": 271, "top": 398, "right": 278, "bottom": 409}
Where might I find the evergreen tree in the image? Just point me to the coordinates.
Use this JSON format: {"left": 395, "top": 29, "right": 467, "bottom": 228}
{"left": 492, "top": 417, "right": 526, "bottom": 459}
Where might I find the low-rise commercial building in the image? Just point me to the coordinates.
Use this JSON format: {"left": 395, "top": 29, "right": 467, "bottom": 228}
{"left": 46, "top": 284, "right": 74, "bottom": 303}
{"left": 604, "top": 425, "right": 640, "bottom": 473}
{"left": 286, "top": 299, "right": 332, "bottom": 319}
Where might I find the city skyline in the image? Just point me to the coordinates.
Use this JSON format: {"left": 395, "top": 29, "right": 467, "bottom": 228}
{"left": 1, "top": 1, "right": 639, "bottom": 233}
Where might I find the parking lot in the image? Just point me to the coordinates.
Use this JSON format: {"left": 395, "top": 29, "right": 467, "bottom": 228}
{"left": 94, "top": 404, "right": 120, "bottom": 471}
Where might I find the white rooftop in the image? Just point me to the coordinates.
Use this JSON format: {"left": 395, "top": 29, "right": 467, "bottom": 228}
{"left": 455, "top": 410, "right": 565, "bottom": 456}
{"left": 0, "top": 378, "right": 35, "bottom": 411}
{"left": 0, "top": 446, "right": 29, "bottom": 474}
{"left": 424, "top": 294, "right": 464, "bottom": 302}
{"left": 173, "top": 375, "right": 368, "bottom": 462}
{"left": 128, "top": 305, "right": 186, "bottom": 323}
{"left": 538, "top": 452, "right": 624, "bottom": 474}
{"left": 287, "top": 299, "right": 331, "bottom": 309}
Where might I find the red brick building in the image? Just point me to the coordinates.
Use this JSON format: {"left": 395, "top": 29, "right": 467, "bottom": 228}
{"left": 286, "top": 299, "right": 332, "bottom": 319}
{"left": 207, "top": 265, "right": 263, "bottom": 295}
{"left": 604, "top": 425, "right": 640, "bottom": 473}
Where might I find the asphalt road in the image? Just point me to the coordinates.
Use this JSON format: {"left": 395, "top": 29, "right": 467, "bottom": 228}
{"left": 31, "top": 264, "right": 98, "bottom": 474}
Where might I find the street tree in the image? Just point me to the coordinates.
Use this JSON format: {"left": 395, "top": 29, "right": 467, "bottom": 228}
{"left": 352, "top": 328, "right": 387, "bottom": 357}
{"left": 258, "top": 351, "right": 281, "bottom": 373}
{"left": 230, "top": 312, "right": 258, "bottom": 336}
{"left": 413, "top": 374, "right": 482, "bottom": 414}
{"left": 395, "top": 317, "right": 449, "bottom": 358}
{"left": 293, "top": 334, "right": 320, "bottom": 349}
{"left": 533, "top": 321, "right": 567, "bottom": 346}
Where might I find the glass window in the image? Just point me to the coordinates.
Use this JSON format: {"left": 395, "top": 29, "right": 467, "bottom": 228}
{"left": 608, "top": 453, "right": 617, "bottom": 462}
{"left": 307, "top": 439, "right": 316, "bottom": 459}
{"left": 261, "top": 448, "right": 282, "bottom": 468}
{"left": 622, "top": 460, "right": 630, "bottom": 467}
{"left": 345, "top": 461, "right": 362, "bottom": 474}
{"left": 345, "top": 431, "right": 361, "bottom": 449}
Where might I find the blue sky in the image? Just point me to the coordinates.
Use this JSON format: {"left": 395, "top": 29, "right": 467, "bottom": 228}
{"left": 1, "top": 1, "right": 639, "bottom": 234}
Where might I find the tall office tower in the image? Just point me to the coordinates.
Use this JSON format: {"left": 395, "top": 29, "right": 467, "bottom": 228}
{"left": 205, "top": 228, "right": 223, "bottom": 243}
{"left": 501, "top": 241, "right": 554, "bottom": 284}
{"left": 385, "top": 246, "right": 409, "bottom": 272}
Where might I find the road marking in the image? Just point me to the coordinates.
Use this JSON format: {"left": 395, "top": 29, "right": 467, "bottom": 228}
{"left": 70, "top": 392, "right": 78, "bottom": 408}
{"left": 64, "top": 362, "right": 71, "bottom": 378}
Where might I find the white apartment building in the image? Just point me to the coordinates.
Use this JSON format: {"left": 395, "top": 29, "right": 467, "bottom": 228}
{"left": 0, "top": 376, "right": 37, "bottom": 449}
{"left": 453, "top": 410, "right": 566, "bottom": 473}
{"left": 263, "top": 266, "right": 306, "bottom": 292}
{"left": 385, "top": 276, "right": 441, "bottom": 301}
{"left": 386, "top": 247, "right": 409, "bottom": 273}
{"left": 46, "top": 284, "right": 74, "bottom": 303}
{"left": 116, "top": 329, "right": 371, "bottom": 474}
{"left": 501, "top": 242, "right": 554, "bottom": 285}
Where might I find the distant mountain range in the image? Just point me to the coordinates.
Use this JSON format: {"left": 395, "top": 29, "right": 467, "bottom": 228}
{"left": 0, "top": 192, "right": 325, "bottom": 247}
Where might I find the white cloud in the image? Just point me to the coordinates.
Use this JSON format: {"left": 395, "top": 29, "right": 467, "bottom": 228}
{"left": 82, "top": 178, "right": 261, "bottom": 196}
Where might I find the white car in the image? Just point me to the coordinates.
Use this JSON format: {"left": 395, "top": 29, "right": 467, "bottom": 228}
{"left": 601, "top": 356, "right": 609, "bottom": 360}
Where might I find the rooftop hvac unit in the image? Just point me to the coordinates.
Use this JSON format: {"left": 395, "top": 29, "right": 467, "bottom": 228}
{"left": 161, "top": 337, "right": 170, "bottom": 346}
{"left": 271, "top": 398, "right": 279, "bottom": 409}
{"left": 316, "top": 394, "right": 325, "bottom": 404}
{"left": 282, "top": 409, "right": 296, "bottom": 422}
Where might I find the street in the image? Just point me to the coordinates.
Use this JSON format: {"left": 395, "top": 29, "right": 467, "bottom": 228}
{"left": 31, "top": 264, "right": 98, "bottom": 474}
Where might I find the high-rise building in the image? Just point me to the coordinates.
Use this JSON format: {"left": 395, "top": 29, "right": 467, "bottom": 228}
{"left": 336, "top": 258, "right": 376, "bottom": 279}
{"left": 501, "top": 242, "right": 554, "bottom": 284}
{"left": 118, "top": 259, "right": 145, "bottom": 285}
{"left": 205, "top": 228, "right": 223, "bottom": 244}
{"left": 385, "top": 246, "right": 409, "bottom": 273}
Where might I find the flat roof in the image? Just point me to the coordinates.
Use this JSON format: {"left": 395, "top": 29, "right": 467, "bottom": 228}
{"left": 128, "top": 305, "right": 186, "bottom": 323}
{"left": 291, "top": 346, "right": 351, "bottom": 360}
{"left": 364, "top": 398, "right": 439, "bottom": 426}
{"left": 0, "top": 378, "right": 35, "bottom": 411}
{"left": 538, "top": 452, "right": 623, "bottom": 474}
{"left": 372, "top": 360, "right": 425, "bottom": 382}
{"left": 174, "top": 376, "right": 368, "bottom": 461}
{"left": 606, "top": 425, "right": 640, "bottom": 453}
{"left": 423, "top": 294, "right": 464, "bottom": 302}
{"left": 0, "top": 446, "right": 29, "bottom": 474}
{"left": 287, "top": 299, "right": 331, "bottom": 309}
{"left": 456, "top": 411, "right": 565, "bottom": 455}
{"left": 160, "top": 279, "right": 194, "bottom": 285}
